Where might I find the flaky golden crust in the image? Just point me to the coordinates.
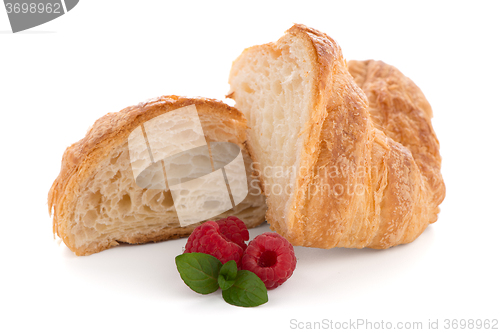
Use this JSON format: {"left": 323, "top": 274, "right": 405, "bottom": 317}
{"left": 347, "top": 60, "right": 445, "bottom": 211}
{"left": 277, "top": 24, "right": 376, "bottom": 248}
{"left": 48, "top": 96, "right": 263, "bottom": 256}
{"left": 232, "top": 24, "right": 445, "bottom": 249}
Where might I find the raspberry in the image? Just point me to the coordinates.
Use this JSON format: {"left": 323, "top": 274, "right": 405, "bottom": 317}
{"left": 216, "top": 216, "right": 249, "bottom": 250}
{"left": 241, "top": 232, "right": 297, "bottom": 290}
{"left": 184, "top": 221, "right": 243, "bottom": 265}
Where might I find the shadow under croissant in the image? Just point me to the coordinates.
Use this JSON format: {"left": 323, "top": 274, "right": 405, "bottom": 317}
{"left": 56, "top": 223, "right": 435, "bottom": 304}
{"left": 57, "top": 235, "right": 188, "bottom": 300}
{"left": 289, "top": 225, "right": 436, "bottom": 303}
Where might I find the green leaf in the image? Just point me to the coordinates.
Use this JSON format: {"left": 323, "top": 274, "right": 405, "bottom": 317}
{"left": 175, "top": 253, "right": 222, "bottom": 295}
{"left": 218, "top": 260, "right": 238, "bottom": 290}
{"left": 222, "top": 270, "right": 268, "bottom": 307}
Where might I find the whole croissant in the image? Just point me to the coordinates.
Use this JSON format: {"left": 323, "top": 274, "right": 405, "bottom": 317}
{"left": 228, "top": 24, "right": 445, "bottom": 249}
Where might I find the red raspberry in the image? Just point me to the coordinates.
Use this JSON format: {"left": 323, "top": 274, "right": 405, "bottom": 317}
{"left": 216, "top": 216, "right": 249, "bottom": 250}
{"left": 184, "top": 221, "right": 243, "bottom": 265}
{"left": 241, "top": 232, "right": 297, "bottom": 290}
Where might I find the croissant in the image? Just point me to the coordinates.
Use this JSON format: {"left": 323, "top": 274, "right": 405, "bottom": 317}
{"left": 228, "top": 24, "right": 445, "bottom": 249}
{"left": 48, "top": 96, "right": 266, "bottom": 255}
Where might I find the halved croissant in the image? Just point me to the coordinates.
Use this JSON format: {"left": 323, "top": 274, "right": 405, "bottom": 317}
{"left": 228, "top": 24, "right": 445, "bottom": 249}
{"left": 48, "top": 96, "right": 266, "bottom": 255}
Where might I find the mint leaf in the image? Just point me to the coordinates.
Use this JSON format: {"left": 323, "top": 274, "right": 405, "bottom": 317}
{"left": 218, "top": 260, "right": 238, "bottom": 290}
{"left": 175, "top": 253, "right": 222, "bottom": 294}
{"left": 222, "top": 270, "right": 268, "bottom": 307}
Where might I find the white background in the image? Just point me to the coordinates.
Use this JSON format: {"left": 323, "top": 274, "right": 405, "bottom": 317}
{"left": 1, "top": 1, "right": 499, "bottom": 332}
